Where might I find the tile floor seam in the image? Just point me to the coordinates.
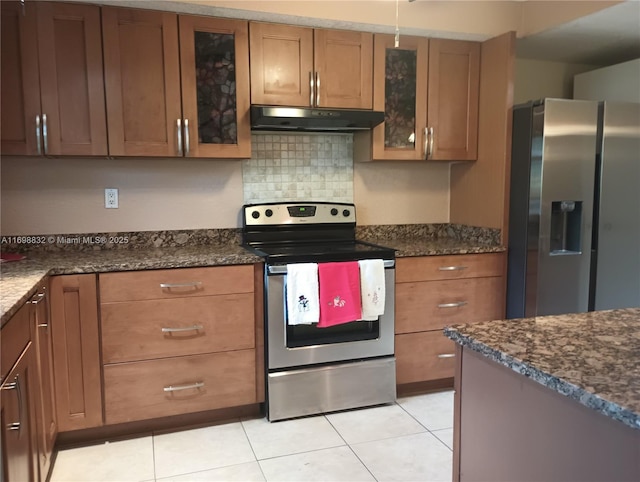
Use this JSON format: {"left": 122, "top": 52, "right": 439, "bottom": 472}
{"left": 151, "top": 432, "right": 157, "bottom": 481}
{"left": 239, "top": 419, "right": 268, "bottom": 480}
{"left": 344, "top": 441, "right": 381, "bottom": 482}
{"left": 428, "top": 428, "right": 454, "bottom": 453}
{"left": 253, "top": 439, "right": 347, "bottom": 463}
{"left": 395, "top": 400, "right": 434, "bottom": 433}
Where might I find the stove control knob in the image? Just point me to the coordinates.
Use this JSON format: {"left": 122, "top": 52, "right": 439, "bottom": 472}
{"left": 265, "top": 209, "right": 273, "bottom": 217}
{"left": 330, "top": 208, "right": 338, "bottom": 216}
{"left": 251, "top": 210, "right": 260, "bottom": 219}
{"left": 343, "top": 209, "right": 351, "bottom": 217}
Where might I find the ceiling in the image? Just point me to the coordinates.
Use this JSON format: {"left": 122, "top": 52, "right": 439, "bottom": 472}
{"left": 516, "top": 1, "right": 640, "bottom": 65}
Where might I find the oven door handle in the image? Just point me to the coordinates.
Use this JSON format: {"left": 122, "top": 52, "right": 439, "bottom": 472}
{"left": 267, "top": 259, "right": 395, "bottom": 275}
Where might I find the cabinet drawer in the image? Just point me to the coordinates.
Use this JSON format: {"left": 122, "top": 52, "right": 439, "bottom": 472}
{"left": 396, "top": 253, "right": 504, "bottom": 282}
{"left": 101, "top": 294, "right": 255, "bottom": 363}
{"left": 1, "top": 304, "right": 31, "bottom": 382}
{"left": 396, "top": 331, "right": 456, "bottom": 384}
{"left": 100, "top": 266, "right": 254, "bottom": 302}
{"left": 396, "top": 277, "right": 504, "bottom": 334}
{"left": 104, "top": 349, "right": 256, "bottom": 424}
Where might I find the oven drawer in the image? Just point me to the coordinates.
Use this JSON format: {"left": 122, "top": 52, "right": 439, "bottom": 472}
{"left": 396, "top": 331, "right": 456, "bottom": 384}
{"left": 396, "top": 276, "right": 504, "bottom": 334}
{"left": 100, "top": 266, "right": 254, "bottom": 303}
{"left": 396, "top": 253, "right": 504, "bottom": 282}
{"left": 101, "top": 294, "right": 255, "bottom": 363}
{"left": 103, "top": 350, "right": 256, "bottom": 424}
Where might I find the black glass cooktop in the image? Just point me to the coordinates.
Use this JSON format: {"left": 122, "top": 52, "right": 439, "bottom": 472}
{"left": 244, "top": 240, "right": 395, "bottom": 264}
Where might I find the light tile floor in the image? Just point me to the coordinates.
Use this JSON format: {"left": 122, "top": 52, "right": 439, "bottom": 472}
{"left": 50, "top": 390, "right": 454, "bottom": 482}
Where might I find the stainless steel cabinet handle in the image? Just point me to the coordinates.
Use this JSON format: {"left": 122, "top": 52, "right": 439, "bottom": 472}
{"left": 7, "top": 422, "right": 21, "bottom": 431}
{"left": 437, "top": 301, "right": 468, "bottom": 308}
{"left": 161, "top": 325, "right": 204, "bottom": 333}
{"left": 437, "top": 353, "right": 456, "bottom": 358}
{"left": 315, "top": 72, "right": 320, "bottom": 107}
{"left": 42, "top": 114, "right": 49, "bottom": 155}
{"left": 438, "top": 266, "right": 468, "bottom": 271}
{"left": 309, "top": 71, "right": 314, "bottom": 107}
{"left": 29, "top": 292, "right": 45, "bottom": 305}
{"left": 184, "top": 119, "right": 190, "bottom": 156}
{"left": 159, "top": 281, "right": 202, "bottom": 289}
{"left": 428, "top": 127, "right": 434, "bottom": 158}
{"left": 3, "top": 377, "right": 23, "bottom": 435}
{"left": 268, "top": 259, "right": 395, "bottom": 275}
{"left": 423, "top": 127, "right": 429, "bottom": 160}
{"left": 176, "top": 119, "right": 182, "bottom": 155}
{"left": 35, "top": 115, "right": 42, "bottom": 155}
{"left": 20, "top": 0, "right": 25, "bottom": 16}
{"left": 163, "top": 381, "right": 204, "bottom": 392}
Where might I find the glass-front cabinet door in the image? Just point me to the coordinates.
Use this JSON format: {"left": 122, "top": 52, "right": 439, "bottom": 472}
{"left": 179, "top": 15, "right": 251, "bottom": 158}
{"left": 372, "top": 35, "right": 428, "bottom": 160}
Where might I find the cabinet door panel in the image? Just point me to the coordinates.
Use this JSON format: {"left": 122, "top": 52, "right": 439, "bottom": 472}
{"left": 1, "top": 347, "right": 37, "bottom": 482}
{"left": 104, "top": 350, "right": 257, "bottom": 424}
{"left": 36, "top": 2, "right": 107, "bottom": 156}
{"left": 372, "top": 34, "right": 428, "bottom": 160}
{"left": 396, "top": 276, "right": 504, "bottom": 334}
{"left": 101, "top": 294, "right": 255, "bottom": 363}
{"left": 314, "top": 29, "right": 373, "bottom": 109}
{"left": 0, "top": 1, "right": 41, "bottom": 156}
{"left": 427, "top": 39, "right": 479, "bottom": 160}
{"left": 103, "top": 7, "right": 181, "bottom": 157}
{"left": 50, "top": 275, "right": 102, "bottom": 432}
{"left": 179, "top": 15, "right": 251, "bottom": 158}
{"left": 249, "top": 22, "right": 313, "bottom": 107}
{"left": 396, "top": 331, "right": 456, "bottom": 384}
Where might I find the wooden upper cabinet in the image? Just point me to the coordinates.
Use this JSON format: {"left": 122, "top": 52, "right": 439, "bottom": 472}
{"left": 249, "top": 22, "right": 373, "bottom": 109}
{"left": 314, "top": 29, "right": 373, "bottom": 109}
{"left": 372, "top": 34, "right": 428, "bottom": 160}
{"left": 103, "top": 8, "right": 251, "bottom": 158}
{"left": 427, "top": 39, "right": 480, "bottom": 161}
{"left": 249, "top": 23, "right": 313, "bottom": 107}
{"left": 102, "top": 7, "right": 182, "bottom": 157}
{"left": 0, "top": 1, "right": 107, "bottom": 157}
{"left": 371, "top": 35, "right": 480, "bottom": 161}
{"left": 178, "top": 15, "right": 251, "bottom": 158}
{"left": 1, "top": 1, "right": 43, "bottom": 156}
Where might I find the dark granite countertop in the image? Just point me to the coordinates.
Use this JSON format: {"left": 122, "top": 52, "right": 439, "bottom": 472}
{"left": 0, "top": 244, "right": 261, "bottom": 326}
{"left": 1, "top": 224, "right": 505, "bottom": 326}
{"left": 445, "top": 309, "right": 640, "bottom": 430}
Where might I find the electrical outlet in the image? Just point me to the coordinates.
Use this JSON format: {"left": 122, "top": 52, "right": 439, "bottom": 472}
{"left": 105, "top": 188, "right": 118, "bottom": 209}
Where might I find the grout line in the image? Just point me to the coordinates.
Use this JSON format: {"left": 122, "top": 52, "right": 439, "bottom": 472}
{"left": 151, "top": 433, "right": 157, "bottom": 481}
{"left": 239, "top": 419, "right": 269, "bottom": 481}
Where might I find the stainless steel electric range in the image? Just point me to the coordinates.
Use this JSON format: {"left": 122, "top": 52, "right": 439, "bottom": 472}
{"left": 242, "top": 202, "right": 397, "bottom": 421}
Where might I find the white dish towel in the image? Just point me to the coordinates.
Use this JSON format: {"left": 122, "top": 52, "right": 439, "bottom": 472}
{"left": 286, "top": 263, "right": 320, "bottom": 325}
{"left": 358, "top": 259, "right": 386, "bottom": 320}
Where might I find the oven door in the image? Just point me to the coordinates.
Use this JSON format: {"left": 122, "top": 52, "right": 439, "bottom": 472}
{"left": 265, "top": 261, "right": 395, "bottom": 370}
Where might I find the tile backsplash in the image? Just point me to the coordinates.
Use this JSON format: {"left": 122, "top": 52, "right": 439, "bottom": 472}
{"left": 243, "top": 132, "right": 353, "bottom": 204}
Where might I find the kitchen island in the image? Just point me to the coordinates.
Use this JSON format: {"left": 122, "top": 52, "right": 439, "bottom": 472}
{"left": 445, "top": 308, "right": 640, "bottom": 481}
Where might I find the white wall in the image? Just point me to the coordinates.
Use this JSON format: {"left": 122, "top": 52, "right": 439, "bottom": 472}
{"left": 573, "top": 59, "right": 640, "bottom": 102}
{"left": 514, "top": 59, "right": 601, "bottom": 104}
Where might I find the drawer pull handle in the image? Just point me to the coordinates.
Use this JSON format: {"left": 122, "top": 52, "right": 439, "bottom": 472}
{"left": 163, "top": 381, "right": 204, "bottom": 392}
{"left": 437, "top": 353, "right": 456, "bottom": 358}
{"left": 161, "top": 325, "right": 203, "bottom": 333}
{"left": 437, "top": 301, "right": 468, "bottom": 309}
{"left": 6, "top": 422, "right": 21, "bottom": 431}
{"left": 438, "top": 266, "right": 468, "bottom": 271}
{"left": 160, "top": 281, "right": 203, "bottom": 289}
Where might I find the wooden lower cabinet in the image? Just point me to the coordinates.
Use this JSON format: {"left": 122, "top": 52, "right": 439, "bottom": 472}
{"left": 395, "top": 253, "right": 505, "bottom": 385}
{"left": 103, "top": 350, "right": 256, "bottom": 424}
{"left": 99, "top": 264, "right": 261, "bottom": 426}
{"left": 50, "top": 274, "right": 103, "bottom": 432}
{"left": 30, "top": 285, "right": 57, "bottom": 481}
{"left": 1, "top": 304, "right": 38, "bottom": 482}
{"left": 396, "top": 331, "right": 457, "bottom": 384}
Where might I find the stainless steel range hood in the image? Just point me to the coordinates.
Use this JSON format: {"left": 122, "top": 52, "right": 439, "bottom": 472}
{"left": 250, "top": 105, "right": 384, "bottom": 132}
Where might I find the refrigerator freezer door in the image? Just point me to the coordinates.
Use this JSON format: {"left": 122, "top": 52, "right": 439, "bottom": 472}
{"left": 531, "top": 99, "right": 599, "bottom": 316}
{"left": 594, "top": 102, "right": 640, "bottom": 310}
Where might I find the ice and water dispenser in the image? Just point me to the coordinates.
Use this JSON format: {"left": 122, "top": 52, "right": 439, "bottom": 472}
{"left": 550, "top": 200, "right": 583, "bottom": 254}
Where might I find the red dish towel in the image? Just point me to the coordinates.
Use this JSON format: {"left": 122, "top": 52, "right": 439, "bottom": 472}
{"left": 318, "top": 261, "right": 362, "bottom": 328}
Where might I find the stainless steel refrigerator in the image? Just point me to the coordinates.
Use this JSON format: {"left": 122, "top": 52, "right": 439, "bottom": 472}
{"left": 506, "top": 98, "right": 640, "bottom": 318}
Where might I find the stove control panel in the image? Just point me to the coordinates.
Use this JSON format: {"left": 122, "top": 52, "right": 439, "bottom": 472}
{"left": 244, "top": 202, "right": 356, "bottom": 225}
